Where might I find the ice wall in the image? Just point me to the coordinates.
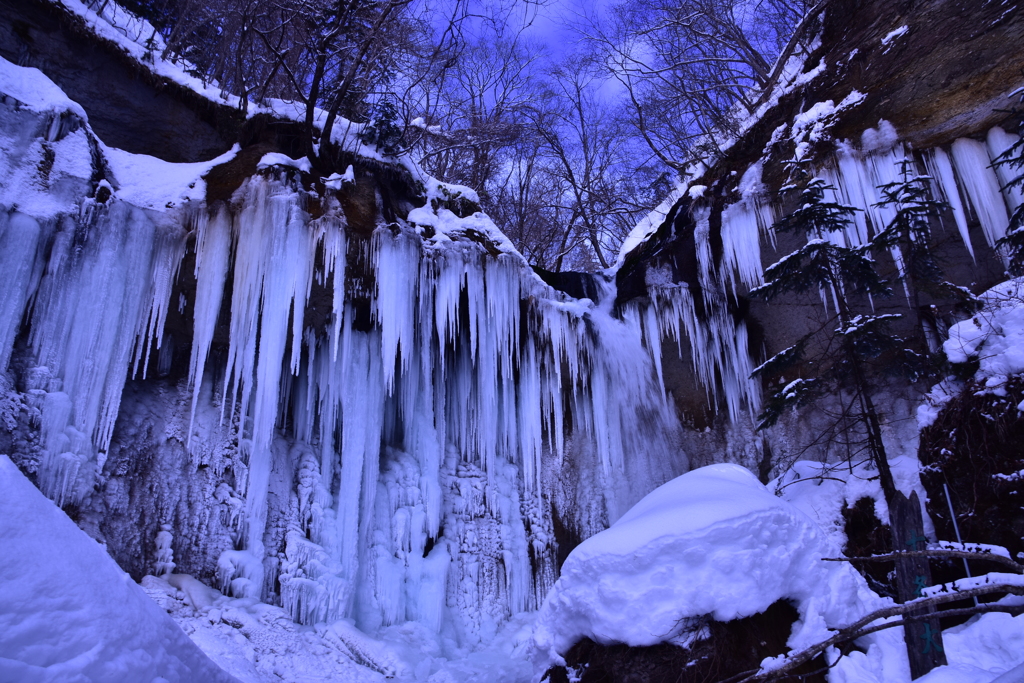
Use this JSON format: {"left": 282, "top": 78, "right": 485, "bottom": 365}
{"left": 194, "top": 173, "right": 684, "bottom": 638}
{"left": 0, "top": 70, "right": 685, "bottom": 643}
{"left": 612, "top": 121, "right": 1021, "bottom": 440}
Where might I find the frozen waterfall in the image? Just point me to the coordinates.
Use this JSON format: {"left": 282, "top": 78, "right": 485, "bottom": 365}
{"left": 0, "top": 134, "right": 686, "bottom": 641}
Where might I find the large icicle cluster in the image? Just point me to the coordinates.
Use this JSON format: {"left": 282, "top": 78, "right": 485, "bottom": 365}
{"left": 615, "top": 120, "right": 1023, "bottom": 429}
{"left": 197, "top": 172, "right": 683, "bottom": 637}
{"left": 0, "top": 58, "right": 685, "bottom": 642}
{"left": 0, "top": 200, "right": 184, "bottom": 506}
{"left": 621, "top": 167, "right": 774, "bottom": 425}
{"left": 817, "top": 127, "right": 1021, "bottom": 266}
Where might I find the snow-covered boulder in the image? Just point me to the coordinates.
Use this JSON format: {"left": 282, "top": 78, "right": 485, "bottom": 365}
{"left": 530, "top": 463, "right": 892, "bottom": 677}
{"left": 0, "top": 455, "right": 239, "bottom": 683}
{"left": 943, "top": 277, "right": 1024, "bottom": 382}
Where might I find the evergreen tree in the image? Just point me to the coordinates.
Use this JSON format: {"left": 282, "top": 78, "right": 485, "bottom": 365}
{"left": 872, "top": 161, "right": 977, "bottom": 302}
{"left": 751, "top": 177, "right": 900, "bottom": 503}
{"left": 994, "top": 109, "right": 1024, "bottom": 273}
{"left": 359, "top": 99, "right": 405, "bottom": 156}
{"left": 871, "top": 160, "right": 980, "bottom": 360}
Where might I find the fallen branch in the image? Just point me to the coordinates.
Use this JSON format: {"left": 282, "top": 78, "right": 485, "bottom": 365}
{"left": 727, "top": 578, "right": 1024, "bottom": 683}
{"left": 824, "top": 549, "right": 1024, "bottom": 574}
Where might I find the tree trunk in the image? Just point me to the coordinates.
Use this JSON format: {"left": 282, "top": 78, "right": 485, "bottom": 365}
{"left": 890, "top": 490, "right": 947, "bottom": 678}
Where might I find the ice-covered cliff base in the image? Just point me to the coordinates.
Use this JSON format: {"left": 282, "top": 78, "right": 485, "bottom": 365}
{"left": 0, "top": 53, "right": 688, "bottom": 679}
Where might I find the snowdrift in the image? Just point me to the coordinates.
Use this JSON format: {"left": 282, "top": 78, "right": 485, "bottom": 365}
{"left": 0, "top": 455, "right": 238, "bottom": 683}
{"left": 530, "top": 464, "right": 895, "bottom": 677}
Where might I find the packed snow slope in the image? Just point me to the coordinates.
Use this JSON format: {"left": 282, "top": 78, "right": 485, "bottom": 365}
{"left": 0, "top": 455, "right": 239, "bottom": 683}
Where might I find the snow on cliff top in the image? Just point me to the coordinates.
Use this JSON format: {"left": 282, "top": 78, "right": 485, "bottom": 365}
{"left": 0, "top": 59, "right": 87, "bottom": 120}
{"left": 0, "top": 455, "right": 239, "bottom": 683}
{"left": 0, "top": 56, "right": 239, "bottom": 213}
{"left": 102, "top": 143, "right": 239, "bottom": 210}
{"left": 57, "top": 0, "right": 415, "bottom": 165}
{"left": 529, "top": 463, "right": 900, "bottom": 678}
{"left": 614, "top": 181, "right": 687, "bottom": 270}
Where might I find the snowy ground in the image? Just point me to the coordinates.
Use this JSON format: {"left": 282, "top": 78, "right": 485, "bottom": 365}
{"left": 5, "top": 445, "right": 1024, "bottom": 683}
{"left": 0, "top": 455, "right": 237, "bottom": 683}
{"left": 142, "top": 577, "right": 534, "bottom": 683}
{"left": 0, "top": 451, "right": 534, "bottom": 683}
{"left": 531, "top": 463, "right": 1024, "bottom": 683}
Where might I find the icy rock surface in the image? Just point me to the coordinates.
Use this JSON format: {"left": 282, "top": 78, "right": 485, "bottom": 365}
{"left": 920, "top": 277, "right": 1024, "bottom": 426}
{"left": 530, "top": 464, "right": 898, "bottom": 677}
{"left": 0, "top": 455, "right": 238, "bottom": 683}
{"left": 0, "top": 53, "right": 685, "bottom": 647}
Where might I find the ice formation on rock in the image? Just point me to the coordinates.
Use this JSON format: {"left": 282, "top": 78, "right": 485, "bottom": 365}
{"left": 0, "top": 56, "right": 686, "bottom": 644}
{"left": 2, "top": 38, "right": 1023, "bottom": 663}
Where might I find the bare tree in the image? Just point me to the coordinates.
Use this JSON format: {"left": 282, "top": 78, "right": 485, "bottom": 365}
{"left": 416, "top": 32, "right": 545, "bottom": 191}
{"left": 535, "top": 56, "right": 658, "bottom": 269}
{"left": 579, "top": 0, "right": 810, "bottom": 171}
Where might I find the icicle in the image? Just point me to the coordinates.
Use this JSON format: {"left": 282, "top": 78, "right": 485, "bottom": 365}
{"left": 313, "top": 216, "right": 347, "bottom": 361}
{"left": 719, "top": 162, "right": 772, "bottom": 293}
{"left": 924, "top": 147, "right": 975, "bottom": 260}
{"left": 335, "top": 330, "right": 385, "bottom": 604}
{"left": 950, "top": 137, "right": 1010, "bottom": 249}
{"left": 132, "top": 228, "right": 185, "bottom": 382}
{"left": 988, "top": 127, "right": 1024, "bottom": 213}
{"left": 692, "top": 207, "right": 716, "bottom": 307}
{"left": 187, "top": 206, "right": 231, "bottom": 445}
{"left": 0, "top": 212, "right": 43, "bottom": 371}
{"left": 373, "top": 228, "right": 420, "bottom": 393}
{"left": 154, "top": 524, "right": 176, "bottom": 576}
{"left": 220, "top": 176, "right": 315, "bottom": 559}
{"left": 720, "top": 200, "right": 764, "bottom": 294}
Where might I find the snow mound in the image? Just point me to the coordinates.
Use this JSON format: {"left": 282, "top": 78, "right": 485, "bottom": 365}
{"left": 944, "top": 277, "right": 1024, "bottom": 379}
{"left": 0, "top": 455, "right": 238, "bottom": 683}
{"left": 917, "top": 612, "right": 1024, "bottom": 683}
{"left": 921, "top": 277, "right": 1024, "bottom": 426}
{"left": 530, "top": 464, "right": 887, "bottom": 675}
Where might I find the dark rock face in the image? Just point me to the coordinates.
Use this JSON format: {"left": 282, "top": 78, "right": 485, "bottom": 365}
{"left": 615, "top": 0, "right": 1024, "bottom": 435}
{"left": 824, "top": 0, "right": 1024, "bottom": 149}
{"left": 96, "top": 380, "right": 239, "bottom": 585}
{"left": 544, "top": 601, "right": 826, "bottom": 683}
{"left": 0, "top": 0, "right": 238, "bottom": 162}
{"left": 532, "top": 267, "right": 602, "bottom": 302}
{"left": 919, "top": 376, "right": 1024, "bottom": 562}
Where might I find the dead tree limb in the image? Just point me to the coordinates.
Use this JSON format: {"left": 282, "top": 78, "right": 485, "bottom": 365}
{"left": 726, "top": 578, "right": 1024, "bottom": 683}
{"left": 824, "top": 549, "right": 1024, "bottom": 574}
